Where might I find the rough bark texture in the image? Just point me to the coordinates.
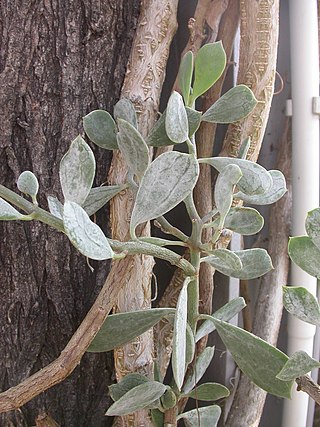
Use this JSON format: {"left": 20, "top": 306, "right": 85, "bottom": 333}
{"left": 0, "top": 1, "right": 140, "bottom": 426}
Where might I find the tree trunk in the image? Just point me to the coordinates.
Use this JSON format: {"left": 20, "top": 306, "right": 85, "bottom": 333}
{"left": 0, "top": 2, "right": 140, "bottom": 426}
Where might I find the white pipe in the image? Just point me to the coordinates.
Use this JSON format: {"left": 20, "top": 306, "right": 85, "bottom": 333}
{"left": 283, "top": 1, "right": 319, "bottom": 427}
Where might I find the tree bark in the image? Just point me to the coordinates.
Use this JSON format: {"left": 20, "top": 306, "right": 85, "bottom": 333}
{"left": 0, "top": 1, "right": 139, "bottom": 426}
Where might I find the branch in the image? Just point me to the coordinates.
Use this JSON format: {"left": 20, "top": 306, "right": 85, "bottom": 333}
{"left": 296, "top": 375, "right": 320, "bottom": 406}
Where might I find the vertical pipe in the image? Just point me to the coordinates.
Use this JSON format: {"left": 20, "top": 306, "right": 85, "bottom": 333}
{"left": 283, "top": 1, "right": 319, "bottom": 426}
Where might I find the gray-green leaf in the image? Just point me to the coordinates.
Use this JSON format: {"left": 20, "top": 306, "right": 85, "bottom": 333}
{"left": 0, "top": 198, "right": 32, "bottom": 221}
{"left": 83, "top": 109, "right": 118, "bottom": 150}
{"left": 59, "top": 135, "right": 96, "bottom": 205}
{"left": 186, "top": 382, "right": 230, "bottom": 401}
{"left": 214, "top": 164, "right": 242, "bottom": 221}
{"left": 178, "top": 51, "right": 194, "bottom": 105}
{"left": 182, "top": 347, "right": 215, "bottom": 394}
{"left": 202, "top": 249, "right": 243, "bottom": 273}
{"left": 202, "top": 85, "right": 257, "bottom": 124}
{"left": 288, "top": 236, "right": 320, "bottom": 279}
{"left": 306, "top": 208, "right": 320, "bottom": 250}
{"left": 106, "top": 381, "right": 166, "bottom": 416}
{"left": 47, "top": 196, "right": 63, "bottom": 219}
{"left": 117, "top": 119, "right": 149, "bottom": 179}
{"left": 283, "top": 286, "right": 320, "bottom": 326}
{"left": 87, "top": 308, "right": 175, "bottom": 352}
{"left": 17, "top": 171, "right": 39, "bottom": 199}
{"left": 130, "top": 152, "right": 199, "bottom": 234}
{"left": 114, "top": 98, "right": 138, "bottom": 128}
{"left": 177, "top": 405, "right": 221, "bottom": 427}
{"left": 212, "top": 319, "right": 293, "bottom": 398}
{"left": 63, "top": 201, "right": 113, "bottom": 260}
{"left": 165, "top": 91, "right": 189, "bottom": 143}
{"left": 82, "top": 185, "right": 125, "bottom": 216}
{"left": 276, "top": 351, "right": 320, "bottom": 381}
{"left": 223, "top": 207, "right": 264, "bottom": 235}
{"left": 109, "top": 373, "right": 150, "bottom": 401}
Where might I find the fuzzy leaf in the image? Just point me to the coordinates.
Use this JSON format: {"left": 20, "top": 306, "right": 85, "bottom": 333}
{"left": 109, "top": 373, "right": 150, "bottom": 401}
{"left": 87, "top": 308, "right": 175, "bottom": 352}
{"left": 201, "top": 157, "right": 272, "bottom": 196}
{"left": 182, "top": 347, "right": 215, "bottom": 394}
{"left": 238, "top": 137, "right": 251, "bottom": 159}
{"left": 235, "top": 170, "right": 287, "bottom": 205}
{"left": 202, "top": 85, "right": 257, "bottom": 123}
{"left": 106, "top": 381, "right": 166, "bottom": 416}
{"left": 202, "top": 249, "right": 243, "bottom": 273}
{"left": 195, "top": 297, "right": 246, "bottom": 342}
{"left": 186, "top": 383, "right": 230, "bottom": 401}
{"left": 82, "top": 185, "right": 125, "bottom": 216}
{"left": 185, "top": 322, "right": 195, "bottom": 368}
{"left": 17, "top": 171, "right": 39, "bottom": 198}
{"left": 306, "top": 208, "right": 320, "bottom": 250}
{"left": 178, "top": 51, "right": 194, "bottom": 105}
{"left": 114, "top": 98, "right": 138, "bottom": 128}
{"left": 130, "top": 152, "right": 199, "bottom": 233}
{"left": 151, "top": 409, "right": 164, "bottom": 427}
{"left": 117, "top": 119, "right": 149, "bottom": 179}
{"left": 223, "top": 207, "right": 264, "bottom": 235}
{"left": 165, "top": 91, "right": 189, "bottom": 143}
{"left": 288, "top": 236, "right": 320, "bottom": 279}
{"left": 191, "top": 41, "right": 226, "bottom": 103}
{"left": 178, "top": 405, "right": 221, "bottom": 427}
{"left": 172, "top": 279, "right": 189, "bottom": 390}
{"left": 283, "top": 286, "right": 320, "bottom": 326}
{"left": 276, "top": 351, "right": 320, "bottom": 381}
{"left": 83, "top": 110, "right": 118, "bottom": 150}
{"left": 212, "top": 319, "right": 293, "bottom": 398}
{"left": 59, "top": 135, "right": 96, "bottom": 204}
{"left": 0, "top": 198, "right": 32, "bottom": 221}
{"left": 186, "top": 107, "right": 202, "bottom": 136}
{"left": 214, "top": 164, "right": 242, "bottom": 220}
{"left": 63, "top": 201, "right": 113, "bottom": 260}
{"left": 47, "top": 196, "right": 63, "bottom": 219}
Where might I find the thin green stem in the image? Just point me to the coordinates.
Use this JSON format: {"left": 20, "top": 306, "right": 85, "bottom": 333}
{"left": 154, "top": 216, "right": 189, "bottom": 242}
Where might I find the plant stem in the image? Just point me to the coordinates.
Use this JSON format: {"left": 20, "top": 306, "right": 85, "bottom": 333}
{"left": 154, "top": 216, "right": 189, "bottom": 242}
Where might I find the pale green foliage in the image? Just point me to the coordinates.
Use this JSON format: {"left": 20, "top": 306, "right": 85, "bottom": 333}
{"left": 276, "top": 351, "right": 320, "bottom": 381}
{"left": 17, "top": 171, "right": 39, "bottom": 202}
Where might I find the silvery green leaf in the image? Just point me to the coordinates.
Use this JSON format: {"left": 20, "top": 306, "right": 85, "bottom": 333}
{"left": 82, "top": 185, "right": 125, "bottom": 216}
{"left": 114, "top": 98, "right": 137, "bottom": 128}
{"left": 283, "top": 286, "right": 320, "bottom": 326}
{"left": 160, "top": 387, "right": 177, "bottom": 410}
{"left": 106, "top": 381, "right": 166, "bottom": 416}
{"left": 212, "top": 319, "right": 293, "bottom": 398}
{"left": 83, "top": 109, "right": 118, "bottom": 150}
{"left": 47, "top": 196, "right": 63, "bottom": 219}
{"left": 63, "top": 201, "right": 113, "bottom": 260}
{"left": 88, "top": 308, "right": 175, "bottom": 352}
{"left": 117, "top": 119, "right": 149, "bottom": 179}
{"left": 214, "top": 164, "right": 242, "bottom": 221}
{"left": 306, "top": 208, "right": 320, "bottom": 250}
{"left": 202, "top": 249, "right": 243, "bottom": 273}
{"left": 178, "top": 51, "right": 194, "bottom": 105}
{"left": 130, "top": 152, "right": 199, "bottom": 234}
{"left": 209, "top": 248, "right": 273, "bottom": 280}
{"left": 185, "top": 323, "right": 195, "bottom": 368}
{"left": 177, "top": 405, "right": 221, "bottom": 427}
{"left": 59, "top": 135, "right": 96, "bottom": 204}
{"left": 165, "top": 91, "right": 189, "bottom": 143}
{"left": 238, "top": 137, "right": 251, "bottom": 159}
{"left": 191, "top": 41, "right": 226, "bottom": 103}
{"left": 151, "top": 409, "right": 164, "bottom": 427}
{"left": 223, "top": 207, "right": 264, "bottom": 235}
{"left": 0, "top": 198, "right": 32, "bottom": 221}
{"left": 200, "top": 157, "right": 272, "bottom": 196}
{"left": 186, "top": 107, "right": 202, "bottom": 136}
{"left": 186, "top": 383, "right": 230, "bottom": 401}
{"left": 17, "top": 171, "right": 39, "bottom": 198}
{"left": 235, "top": 170, "right": 287, "bottom": 205}
{"left": 202, "top": 85, "right": 257, "bottom": 124}
{"left": 276, "top": 351, "right": 320, "bottom": 381}
{"left": 195, "top": 297, "right": 246, "bottom": 342}
{"left": 288, "top": 236, "right": 320, "bottom": 279}
{"left": 172, "top": 278, "right": 189, "bottom": 390}
{"left": 109, "top": 373, "right": 150, "bottom": 401}
{"left": 182, "top": 347, "right": 215, "bottom": 394}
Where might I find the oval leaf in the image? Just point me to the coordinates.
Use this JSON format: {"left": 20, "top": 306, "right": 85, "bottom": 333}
{"left": 223, "top": 207, "right": 264, "bottom": 235}
{"left": 201, "top": 157, "right": 272, "bottom": 196}
{"left": 283, "top": 286, "right": 320, "bottom": 326}
{"left": 63, "top": 201, "right": 113, "bottom": 260}
{"left": 288, "top": 236, "right": 320, "bottom": 279}
{"left": 114, "top": 98, "right": 138, "bottom": 128}
{"left": 59, "top": 135, "right": 96, "bottom": 204}
{"left": 130, "top": 152, "right": 199, "bottom": 233}
{"left": 186, "top": 382, "right": 230, "bottom": 401}
{"left": 202, "top": 85, "right": 257, "bottom": 123}
{"left": 276, "top": 351, "right": 320, "bottom": 381}
{"left": 47, "top": 196, "right": 63, "bottom": 219}
{"left": 106, "top": 381, "right": 166, "bottom": 416}
{"left": 165, "top": 91, "right": 189, "bottom": 143}
{"left": 178, "top": 51, "right": 194, "bottom": 105}
{"left": 172, "top": 279, "right": 189, "bottom": 390}
{"left": 109, "top": 373, "right": 150, "bottom": 401}
{"left": 82, "top": 185, "right": 125, "bottom": 216}
{"left": 235, "top": 170, "right": 287, "bottom": 205}
{"left": 214, "top": 164, "right": 242, "bottom": 220}
{"left": 17, "top": 171, "right": 39, "bottom": 198}
{"left": 185, "top": 321, "right": 195, "bottom": 368}
{"left": 83, "top": 109, "right": 118, "bottom": 149}
{"left": 87, "top": 308, "right": 175, "bottom": 352}
{"left": 306, "top": 208, "right": 320, "bottom": 250}
{"left": 212, "top": 319, "right": 293, "bottom": 398}
{"left": 178, "top": 405, "right": 221, "bottom": 427}
{"left": 117, "top": 119, "right": 149, "bottom": 179}
{"left": 0, "top": 198, "right": 31, "bottom": 221}
{"left": 202, "top": 249, "right": 243, "bottom": 273}
{"left": 191, "top": 41, "right": 226, "bottom": 103}
{"left": 182, "top": 347, "right": 215, "bottom": 394}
